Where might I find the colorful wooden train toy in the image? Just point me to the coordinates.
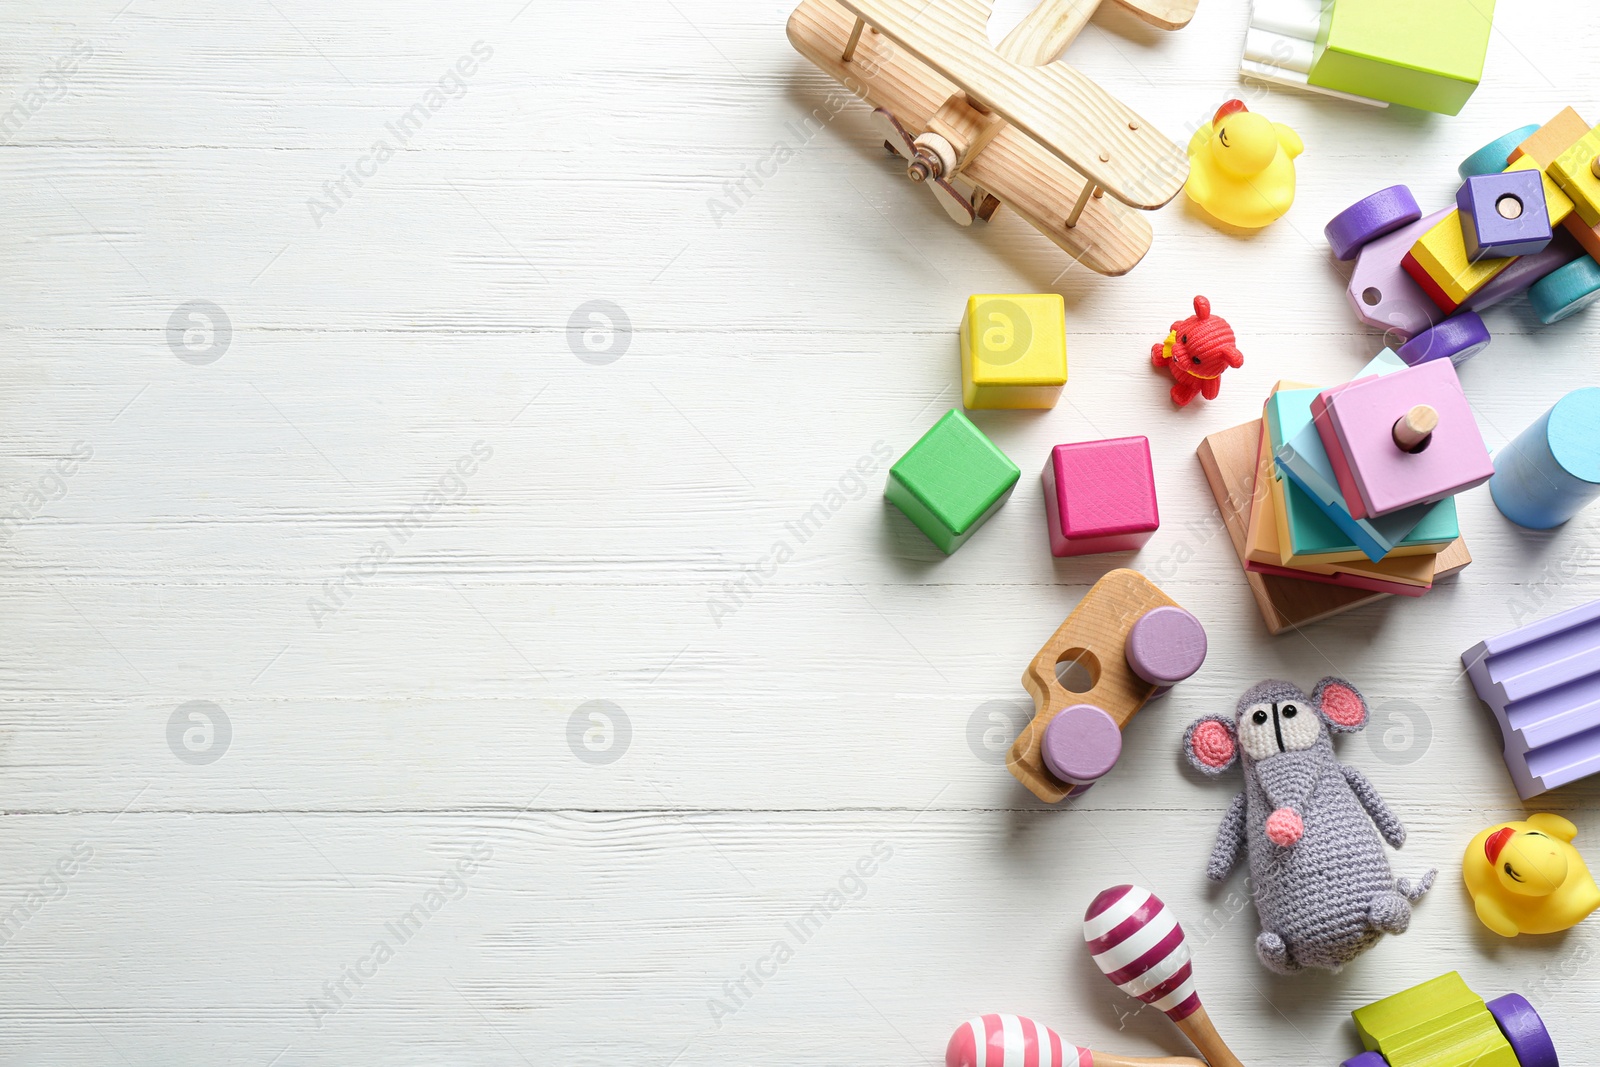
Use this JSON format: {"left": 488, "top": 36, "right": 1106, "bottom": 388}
{"left": 1342, "top": 972, "right": 1558, "bottom": 1067}
{"left": 1326, "top": 109, "right": 1600, "bottom": 358}
{"left": 1009, "top": 571, "right": 1206, "bottom": 801}
{"left": 1463, "top": 596, "right": 1600, "bottom": 799}
{"left": 786, "top": 0, "right": 1194, "bottom": 275}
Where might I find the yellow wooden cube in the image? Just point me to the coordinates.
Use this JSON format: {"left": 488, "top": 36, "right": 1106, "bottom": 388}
{"left": 960, "top": 293, "right": 1067, "bottom": 410}
{"left": 1406, "top": 210, "right": 1515, "bottom": 308}
{"left": 1550, "top": 129, "right": 1600, "bottom": 228}
{"left": 1505, "top": 155, "right": 1575, "bottom": 228}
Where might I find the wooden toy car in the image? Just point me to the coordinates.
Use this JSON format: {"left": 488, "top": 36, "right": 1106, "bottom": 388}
{"left": 785, "top": 0, "right": 1195, "bottom": 276}
{"left": 1327, "top": 112, "right": 1600, "bottom": 354}
{"left": 1342, "top": 972, "right": 1558, "bottom": 1067}
{"left": 1009, "top": 569, "right": 1204, "bottom": 801}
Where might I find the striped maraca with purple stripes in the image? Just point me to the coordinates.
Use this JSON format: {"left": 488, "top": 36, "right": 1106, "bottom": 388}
{"left": 1083, "top": 885, "right": 1201, "bottom": 1022}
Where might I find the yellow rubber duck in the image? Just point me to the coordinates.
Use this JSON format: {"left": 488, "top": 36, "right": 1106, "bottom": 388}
{"left": 1184, "top": 99, "right": 1303, "bottom": 230}
{"left": 1463, "top": 813, "right": 1600, "bottom": 937}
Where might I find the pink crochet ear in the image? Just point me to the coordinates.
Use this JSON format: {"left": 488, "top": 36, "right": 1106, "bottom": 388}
{"left": 1184, "top": 716, "right": 1237, "bottom": 774}
{"left": 1224, "top": 346, "right": 1244, "bottom": 368}
{"left": 1313, "top": 677, "right": 1368, "bottom": 732}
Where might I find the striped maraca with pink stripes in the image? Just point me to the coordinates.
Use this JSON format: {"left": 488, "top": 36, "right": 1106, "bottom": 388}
{"left": 945, "top": 1014, "right": 1090, "bottom": 1067}
{"left": 1083, "top": 885, "right": 1201, "bottom": 1022}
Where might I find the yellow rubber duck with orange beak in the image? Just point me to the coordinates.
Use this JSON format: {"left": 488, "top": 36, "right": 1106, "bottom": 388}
{"left": 1184, "top": 99, "right": 1303, "bottom": 230}
{"left": 1463, "top": 813, "right": 1600, "bottom": 937}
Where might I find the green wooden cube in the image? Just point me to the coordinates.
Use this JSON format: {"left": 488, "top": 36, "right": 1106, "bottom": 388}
{"left": 1352, "top": 972, "right": 1519, "bottom": 1067}
{"left": 885, "top": 409, "right": 1020, "bottom": 554}
{"left": 1308, "top": 0, "right": 1496, "bottom": 115}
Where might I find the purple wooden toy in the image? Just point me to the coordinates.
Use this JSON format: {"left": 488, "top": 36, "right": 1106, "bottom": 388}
{"left": 1041, "top": 704, "right": 1122, "bottom": 791}
{"left": 1345, "top": 208, "right": 1452, "bottom": 340}
{"left": 1126, "top": 606, "right": 1207, "bottom": 698}
{"left": 1313, "top": 359, "right": 1493, "bottom": 519}
{"left": 1396, "top": 312, "right": 1491, "bottom": 367}
{"left": 1457, "top": 170, "right": 1553, "bottom": 260}
{"left": 1464, "top": 597, "right": 1600, "bottom": 799}
{"left": 1486, "top": 994, "right": 1560, "bottom": 1067}
{"left": 1464, "top": 229, "right": 1583, "bottom": 312}
{"left": 1326, "top": 185, "right": 1422, "bottom": 261}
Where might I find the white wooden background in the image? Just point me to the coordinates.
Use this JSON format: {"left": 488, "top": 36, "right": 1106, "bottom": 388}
{"left": 1, "top": 1, "right": 1598, "bottom": 1064}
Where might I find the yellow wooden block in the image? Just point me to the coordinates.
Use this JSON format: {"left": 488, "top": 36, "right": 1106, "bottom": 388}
{"left": 1550, "top": 129, "right": 1600, "bottom": 228}
{"left": 1408, "top": 210, "right": 1515, "bottom": 305}
{"left": 1509, "top": 107, "right": 1591, "bottom": 169}
{"left": 1505, "top": 155, "right": 1575, "bottom": 228}
{"left": 960, "top": 293, "right": 1068, "bottom": 409}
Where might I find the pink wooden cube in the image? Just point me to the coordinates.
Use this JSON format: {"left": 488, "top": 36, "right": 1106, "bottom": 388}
{"left": 1041, "top": 437, "right": 1159, "bottom": 556}
{"left": 1312, "top": 360, "right": 1493, "bottom": 519}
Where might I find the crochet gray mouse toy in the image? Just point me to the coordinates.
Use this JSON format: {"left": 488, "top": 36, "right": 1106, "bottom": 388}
{"left": 1183, "top": 677, "right": 1435, "bottom": 975}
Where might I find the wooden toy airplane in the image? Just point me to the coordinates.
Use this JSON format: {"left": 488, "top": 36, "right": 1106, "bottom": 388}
{"left": 786, "top": 0, "right": 1197, "bottom": 276}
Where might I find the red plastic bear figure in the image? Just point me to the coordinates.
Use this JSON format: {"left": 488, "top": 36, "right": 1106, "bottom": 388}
{"left": 1151, "top": 295, "right": 1244, "bottom": 406}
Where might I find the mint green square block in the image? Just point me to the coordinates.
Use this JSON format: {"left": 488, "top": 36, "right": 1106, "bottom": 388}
{"left": 885, "top": 409, "right": 1020, "bottom": 554}
{"left": 1309, "top": 0, "right": 1495, "bottom": 115}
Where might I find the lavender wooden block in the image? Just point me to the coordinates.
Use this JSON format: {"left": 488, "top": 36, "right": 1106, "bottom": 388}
{"left": 1464, "top": 229, "right": 1583, "bottom": 311}
{"left": 1346, "top": 208, "right": 1452, "bottom": 340}
{"left": 1463, "top": 598, "right": 1600, "bottom": 799}
{"left": 1457, "top": 170, "right": 1553, "bottom": 260}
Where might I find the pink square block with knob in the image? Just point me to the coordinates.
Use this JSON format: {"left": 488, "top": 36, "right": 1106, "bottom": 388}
{"left": 1312, "top": 360, "right": 1493, "bottom": 519}
{"left": 1042, "top": 437, "right": 1159, "bottom": 556}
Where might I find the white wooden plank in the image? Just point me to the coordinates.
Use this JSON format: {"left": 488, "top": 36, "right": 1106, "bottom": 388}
{"left": 1, "top": 0, "right": 1598, "bottom": 1062}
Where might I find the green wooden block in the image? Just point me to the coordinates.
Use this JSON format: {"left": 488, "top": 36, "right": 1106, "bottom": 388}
{"left": 1308, "top": 0, "right": 1495, "bottom": 115}
{"left": 1352, "top": 972, "right": 1520, "bottom": 1067}
{"left": 1264, "top": 386, "right": 1459, "bottom": 557}
{"left": 885, "top": 409, "right": 1020, "bottom": 554}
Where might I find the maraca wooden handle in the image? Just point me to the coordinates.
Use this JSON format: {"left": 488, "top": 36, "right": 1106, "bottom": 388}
{"left": 1090, "top": 1052, "right": 1209, "bottom": 1067}
{"left": 1173, "top": 1005, "right": 1247, "bottom": 1067}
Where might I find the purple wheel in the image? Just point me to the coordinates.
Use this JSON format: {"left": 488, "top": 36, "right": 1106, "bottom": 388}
{"left": 1486, "top": 994, "right": 1559, "bottom": 1067}
{"left": 1126, "top": 607, "right": 1207, "bottom": 694}
{"left": 1041, "top": 704, "right": 1122, "bottom": 787}
{"left": 1341, "top": 1054, "right": 1389, "bottom": 1067}
{"left": 1326, "top": 186, "right": 1422, "bottom": 260}
{"left": 1396, "top": 312, "right": 1492, "bottom": 367}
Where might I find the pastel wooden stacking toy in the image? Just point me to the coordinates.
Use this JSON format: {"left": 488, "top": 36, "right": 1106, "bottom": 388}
{"left": 961, "top": 294, "right": 1068, "bottom": 410}
{"left": 1083, "top": 885, "right": 1245, "bottom": 1067}
{"left": 945, "top": 1014, "right": 1206, "bottom": 1067}
{"left": 1009, "top": 571, "right": 1204, "bottom": 802}
{"left": 1041, "top": 437, "right": 1160, "bottom": 556}
{"left": 1312, "top": 359, "right": 1493, "bottom": 520}
{"left": 1489, "top": 388, "right": 1600, "bottom": 529}
{"left": 1342, "top": 972, "right": 1559, "bottom": 1067}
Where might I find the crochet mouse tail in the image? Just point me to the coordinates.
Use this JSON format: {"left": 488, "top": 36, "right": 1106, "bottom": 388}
{"left": 1398, "top": 869, "right": 1437, "bottom": 901}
